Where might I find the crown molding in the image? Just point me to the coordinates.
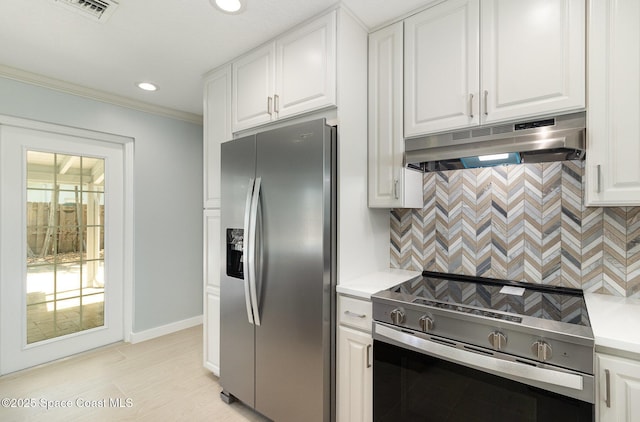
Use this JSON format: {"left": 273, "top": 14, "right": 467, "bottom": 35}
{"left": 0, "top": 64, "right": 203, "bottom": 125}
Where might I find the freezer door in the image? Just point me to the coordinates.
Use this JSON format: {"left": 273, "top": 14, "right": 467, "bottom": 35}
{"left": 219, "top": 135, "right": 256, "bottom": 407}
{"left": 254, "top": 120, "right": 335, "bottom": 422}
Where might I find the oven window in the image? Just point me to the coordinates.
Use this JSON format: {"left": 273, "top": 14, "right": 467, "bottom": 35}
{"left": 373, "top": 340, "right": 593, "bottom": 422}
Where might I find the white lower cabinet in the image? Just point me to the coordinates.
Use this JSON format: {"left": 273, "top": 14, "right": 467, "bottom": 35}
{"left": 337, "top": 295, "right": 373, "bottom": 422}
{"left": 205, "top": 291, "right": 220, "bottom": 374}
{"left": 203, "top": 209, "right": 221, "bottom": 375}
{"left": 597, "top": 353, "right": 640, "bottom": 421}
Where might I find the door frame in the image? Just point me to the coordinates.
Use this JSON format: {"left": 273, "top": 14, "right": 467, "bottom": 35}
{"left": 0, "top": 114, "right": 134, "bottom": 372}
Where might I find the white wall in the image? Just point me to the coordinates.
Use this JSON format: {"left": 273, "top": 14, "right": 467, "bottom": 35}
{"left": 0, "top": 76, "right": 203, "bottom": 333}
{"left": 336, "top": 8, "right": 390, "bottom": 283}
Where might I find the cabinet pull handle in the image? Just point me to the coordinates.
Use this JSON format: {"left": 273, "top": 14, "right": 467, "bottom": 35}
{"left": 596, "top": 165, "right": 602, "bottom": 193}
{"left": 366, "top": 344, "right": 372, "bottom": 368}
{"left": 605, "top": 369, "right": 611, "bottom": 408}
{"left": 469, "top": 93, "right": 474, "bottom": 118}
{"left": 344, "top": 310, "right": 366, "bottom": 319}
{"left": 267, "top": 96, "right": 273, "bottom": 116}
{"left": 394, "top": 179, "right": 399, "bottom": 200}
{"left": 274, "top": 94, "right": 279, "bottom": 113}
{"left": 483, "top": 90, "right": 489, "bottom": 116}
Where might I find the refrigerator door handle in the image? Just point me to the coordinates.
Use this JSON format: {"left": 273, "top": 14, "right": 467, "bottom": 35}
{"left": 248, "top": 177, "right": 262, "bottom": 326}
{"left": 242, "top": 178, "right": 256, "bottom": 325}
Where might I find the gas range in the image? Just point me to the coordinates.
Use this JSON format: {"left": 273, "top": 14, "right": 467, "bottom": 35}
{"left": 372, "top": 271, "right": 594, "bottom": 387}
{"left": 372, "top": 271, "right": 595, "bottom": 418}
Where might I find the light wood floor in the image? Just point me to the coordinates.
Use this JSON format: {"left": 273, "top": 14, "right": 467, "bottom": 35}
{"left": 0, "top": 325, "right": 270, "bottom": 421}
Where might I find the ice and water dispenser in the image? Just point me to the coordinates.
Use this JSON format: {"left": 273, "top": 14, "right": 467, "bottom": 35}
{"left": 226, "top": 229, "right": 244, "bottom": 279}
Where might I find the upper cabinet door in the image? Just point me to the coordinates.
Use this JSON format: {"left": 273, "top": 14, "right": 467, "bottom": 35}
{"left": 368, "top": 22, "right": 423, "bottom": 209}
{"left": 275, "top": 11, "right": 336, "bottom": 119}
{"left": 481, "top": 0, "right": 585, "bottom": 124}
{"left": 369, "top": 22, "right": 405, "bottom": 208}
{"left": 404, "top": 0, "right": 480, "bottom": 137}
{"left": 232, "top": 43, "right": 276, "bottom": 133}
{"left": 204, "top": 65, "right": 232, "bottom": 209}
{"left": 586, "top": 0, "right": 640, "bottom": 206}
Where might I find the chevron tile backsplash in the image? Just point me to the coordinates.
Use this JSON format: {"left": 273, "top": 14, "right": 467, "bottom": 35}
{"left": 390, "top": 161, "right": 640, "bottom": 298}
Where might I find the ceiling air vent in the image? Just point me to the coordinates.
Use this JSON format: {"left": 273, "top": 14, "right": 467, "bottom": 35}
{"left": 53, "top": 0, "right": 119, "bottom": 22}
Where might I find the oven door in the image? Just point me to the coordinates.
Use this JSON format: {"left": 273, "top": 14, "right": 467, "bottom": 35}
{"left": 373, "top": 322, "right": 594, "bottom": 422}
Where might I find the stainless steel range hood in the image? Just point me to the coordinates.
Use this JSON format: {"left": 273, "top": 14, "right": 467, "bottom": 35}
{"left": 405, "top": 112, "right": 585, "bottom": 170}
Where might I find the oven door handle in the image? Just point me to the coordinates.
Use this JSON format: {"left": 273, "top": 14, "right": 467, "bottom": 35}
{"left": 374, "top": 323, "right": 584, "bottom": 391}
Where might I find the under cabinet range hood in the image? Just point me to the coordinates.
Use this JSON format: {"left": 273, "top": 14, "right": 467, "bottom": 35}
{"left": 405, "top": 112, "right": 586, "bottom": 171}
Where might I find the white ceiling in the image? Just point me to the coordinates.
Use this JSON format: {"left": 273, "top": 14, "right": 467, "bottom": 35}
{"left": 0, "top": 0, "right": 428, "bottom": 121}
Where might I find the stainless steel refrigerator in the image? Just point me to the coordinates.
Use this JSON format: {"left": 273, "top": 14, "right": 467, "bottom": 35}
{"left": 219, "top": 119, "right": 336, "bottom": 422}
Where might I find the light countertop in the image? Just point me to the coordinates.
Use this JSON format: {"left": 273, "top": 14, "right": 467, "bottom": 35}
{"left": 584, "top": 293, "right": 640, "bottom": 357}
{"left": 338, "top": 271, "right": 640, "bottom": 357}
{"left": 336, "top": 269, "right": 421, "bottom": 299}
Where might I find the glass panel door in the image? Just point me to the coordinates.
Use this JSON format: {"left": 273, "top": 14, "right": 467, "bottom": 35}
{"left": 1, "top": 124, "right": 127, "bottom": 375}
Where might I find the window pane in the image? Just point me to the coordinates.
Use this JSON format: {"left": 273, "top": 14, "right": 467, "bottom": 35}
{"left": 82, "top": 260, "right": 104, "bottom": 287}
{"left": 82, "top": 157, "right": 105, "bottom": 193}
{"left": 26, "top": 265, "right": 55, "bottom": 304}
{"left": 26, "top": 151, "right": 55, "bottom": 190}
{"left": 55, "top": 298, "right": 82, "bottom": 337}
{"left": 27, "top": 303, "right": 54, "bottom": 344}
{"left": 56, "top": 262, "right": 81, "bottom": 294}
{"left": 57, "top": 154, "right": 82, "bottom": 191}
{"left": 81, "top": 293, "right": 104, "bottom": 330}
{"left": 26, "top": 151, "right": 106, "bottom": 344}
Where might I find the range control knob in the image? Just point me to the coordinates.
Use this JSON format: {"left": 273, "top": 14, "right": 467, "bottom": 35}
{"left": 532, "top": 340, "right": 553, "bottom": 361}
{"left": 488, "top": 331, "right": 507, "bottom": 350}
{"left": 418, "top": 315, "right": 434, "bottom": 332}
{"left": 389, "top": 308, "right": 406, "bottom": 325}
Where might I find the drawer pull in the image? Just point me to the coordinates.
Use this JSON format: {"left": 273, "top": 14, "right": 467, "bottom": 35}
{"left": 344, "top": 310, "right": 367, "bottom": 319}
{"left": 605, "top": 369, "right": 611, "bottom": 408}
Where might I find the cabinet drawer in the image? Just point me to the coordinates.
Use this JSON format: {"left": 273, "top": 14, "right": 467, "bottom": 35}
{"left": 338, "top": 295, "right": 372, "bottom": 332}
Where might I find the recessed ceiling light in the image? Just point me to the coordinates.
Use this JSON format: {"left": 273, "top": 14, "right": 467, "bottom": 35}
{"left": 137, "top": 82, "right": 158, "bottom": 92}
{"left": 211, "top": 0, "right": 245, "bottom": 14}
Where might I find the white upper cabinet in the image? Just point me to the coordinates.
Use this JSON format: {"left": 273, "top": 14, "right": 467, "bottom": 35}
{"left": 368, "top": 21, "right": 422, "bottom": 208}
{"left": 276, "top": 11, "right": 336, "bottom": 119}
{"left": 232, "top": 44, "right": 276, "bottom": 133}
{"left": 586, "top": 0, "right": 640, "bottom": 206}
{"left": 404, "top": 0, "right": 480, "bottom": 136}
{"left": 232, "top": 11, "right": 337, "bottom": 133}
{"left": 481, "top": 0, "right": 585, "bottom": 124}
{"left": 204, "top": 65, "right": 232, "bottom": 209}
{"left": 404, "top": 0, "right": 585, "bottom": 138}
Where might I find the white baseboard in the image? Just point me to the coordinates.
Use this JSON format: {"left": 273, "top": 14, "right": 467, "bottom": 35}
{"left": 129, "top": 315, "right": 203, "bottom": 344}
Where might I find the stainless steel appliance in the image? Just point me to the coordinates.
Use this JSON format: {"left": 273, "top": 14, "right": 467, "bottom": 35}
{"left": 405, "top": 111, "right": 586, "bottom": 170}
{"left": 372, "top": 272, "right": 594, "bottom": 422}
{"left": 219, "top": 119, "right": 336, "bottom": 422}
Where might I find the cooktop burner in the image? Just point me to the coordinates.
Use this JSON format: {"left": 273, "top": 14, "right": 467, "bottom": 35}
{"left": 371, "top": 271, "right": 595, "bottom": 375}
{"left": 393, "top": 271, "right": 590, "bottom": 327}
